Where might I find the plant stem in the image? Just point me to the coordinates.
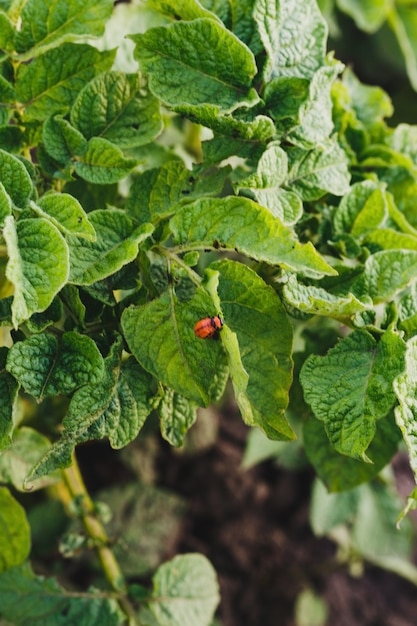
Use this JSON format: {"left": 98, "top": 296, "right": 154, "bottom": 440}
{"left": 62, "top": 452, "right": 138, "bottom": 625}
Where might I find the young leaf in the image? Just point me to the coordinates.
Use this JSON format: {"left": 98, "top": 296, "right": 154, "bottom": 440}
{"left": 16, "top": 44, "right": 116, "bottom": 120}
{"left": 0, "top": 348, "right": 19, "bottom": 449}
{"left": 337, "top": 0, "right": 391, "bottom": 33}
{"left": 301, "top": 329, "right": 406, "bottom": 460}
{"left": 33, "top": 193, "right": 96, "bottom": 240}
{"left": 43, "top": 115, "right": 87, "bottom": 165}
{"left": 121, "top": 288, "right": 229, "bottom": 407}
{"left": 67, "top": 210, "right": 153, "bottom": 285}
{"left": 130, "top": 18, "right": 259, "bottom": 112}
{"left": 286, "top": 140, "right": 351, "bottom": 201}
{"left": 332, "top": 179, "right": 388, "bottom": 237}
{"left": 4, "top": 216, "right": 69, "bottom": 328}
{"left": 6, "top": 331, "right": 105, "bottom": 401}
{"left": 253, "top": 0, "right": 328, "bottom": 81}
{"left": 70, "top": 72, "right": 163, "bottom": 148}
{"left": 148, "top": 553, "right": 220, "bottom": 626}
{"left": 235, "top": 144, "right": 303, "bottom": 224}
{"left": 0, "top": 562, "right": 125, "bottom": 626}
{"left": 0, "top": 11, "right": 14, "bottom": 51}
{"left": 73, "top": 137, "right": 138, "bottom": 184}
{"left": 169, "top": 196, "right": 336, "bottom": 278}
{"left": 158, "top": 387, "right": 197, "bottom": 447}
{"left": 0, "top": 488, "right": 31, "bottom": 573}
{"left": 0, "top": 149, "right": 33, "bottom": 209}
{"left": 361, "top": 250, "right": 417, "bottom": 303}
{"left": 15, "top": 0, "right": 114, "bottom": 58}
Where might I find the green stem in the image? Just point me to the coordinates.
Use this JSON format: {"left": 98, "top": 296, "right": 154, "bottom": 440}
{"left": 62, "top": 452, "right": 139, "bottom": 625}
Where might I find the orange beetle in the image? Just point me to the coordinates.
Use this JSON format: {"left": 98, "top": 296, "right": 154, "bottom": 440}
{"left": 194, "top": 315, "right": 224, "bottom": 339}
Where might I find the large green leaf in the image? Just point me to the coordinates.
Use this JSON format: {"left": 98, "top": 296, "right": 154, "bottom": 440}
{"left": 169, "top": 196, "right": 336, "bottom": 278}
{"left": 16, "top": 44, "right": 116, "bottom": 120}
{"left": 0, "top": 488, "right": 31, "bottom": 573}
{"left": 214, "top": 259, "right": 295, "bottom": 440}
{"left": 131, "top": 18, "right": 259, "bottom": 112}
{"left": 15, "top": 0, "right": 114, "bottom": 58}
{"left": 4, "top": 216, "right": 69, "bottom": 327}
{"left": 301, "top": 329, "right": 406, "bottom": 459}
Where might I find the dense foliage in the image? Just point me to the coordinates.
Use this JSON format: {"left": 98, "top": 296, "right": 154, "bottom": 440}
{"left": 2, "top": 0, "right": 417, "bottom": 623}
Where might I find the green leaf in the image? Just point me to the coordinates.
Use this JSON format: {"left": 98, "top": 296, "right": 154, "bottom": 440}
{"left": 16, "top": 44, "right": 116, "bottom": 121}
{"left": 0, "top": 427, "right": 59, "bottom": 491}
{"left": 121, "top": 289, "right": 228, "bottom": 407}
{"left": 0, "top": 563, "right": 125, "bottom": 626}
{"left": 253, "top": 0, "right": 328, "bottom": 81}
{"left": 389, "top": 5, "right": 417, "bottom": 92}
{"left": 6, "top": 331, "right": 105, "bottom": 401}
{"left": 25, "top": 337, "right": 153, "bottom": 481}
{"left": 67, "top": 210, "right": 153, "bottom": 285}
{"left": 4, "top": 216, "right": 69, "bottom": 328}
{"left": 73, "top": 137, "right": 138, "bottom": 184}
{"left": 0, "top": 11, "right": 15, "bottom": 50}
{"left": 0, "top": 348, "right": 19, "bottom": 450}
{"left": 286, "top": 140, "right": 351, "bottom": 201}
{"left": 0, "top": 183, "right": 12, "bottom": 227}
{"left": 158, "top": 388, "right": 197, "bottom": 447}
{"left": 235, "top": 144, "right": 303, "bottom": 224}
{"left": 32, "top": 193, "right": 96, "bottom": 240}
{"left": 0, "top": 150, "right": 33, "bottom": 209}
{"left": 43, "top": 115, "right": 87, "bottom": 165}
{"left": 130, "top": 18, "right": 259, "bottom": 112}
{"left": 147, "top": 0, "right": 222, "bottom": 22}
{"left": 304, "top": 414, "right": 401, "bottom": 491}
{"left": 360, "top": 250, "right": 417, "bottom": 303}
{"left": 0, "top": 488, "right": 31, "bottom": 573}
{"left": 283, "top": 273, "right": 371, "bottom": 319}
{"left": 169, "top": 196, "right": 336, "bottom": 278}
{"left": 15, "top": 0, "right": 114, "bottom": 58}
{"left": 301, "top": 329, "right": 406, "bottom": 460}
{"left": 343, "top": 68, "right": 393, "bottom": 124}
{"left": 394, "top": 336, "right": 417, "bottom": 483}
{"left": 70, "top": 72, "right": 163, "bottom": 149}
{"left": 214, "top": 259, "right": 295, "bottom": 440}
{"left": 149, "top": 553, "right": 220, "bottom": 626}
{"left": 332, "top": 180, "right": 388, "bottom": 237}
{"left": 336, "top": 0, "right": 391, "bottom": 33}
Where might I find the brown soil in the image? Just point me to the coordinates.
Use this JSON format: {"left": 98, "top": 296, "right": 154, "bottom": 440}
{"left": 157, "top": 407, "right": 417, "bottom": 626}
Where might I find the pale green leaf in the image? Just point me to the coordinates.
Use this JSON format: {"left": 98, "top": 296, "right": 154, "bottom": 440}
{"left": 147, "top": 0, "right": 222, "bottom": 22}
{"left": 130, "top": 18, "right": 259, "bottom": 112}
{"left": 0, "top": 488, "right": 31, "bottom": 573}
{"left": 301, "top": 329, "right": 406, "bottom": 459}
{"left": 0, "top": 149, "right": 33, "bottom": 209}
{"left": 6, "top": 331, "right": 105, "bottom": 400}
{"left": 283, "top": 273, "right": 371, "bottom": 319}
{"left": 286, "top": 140, "right": 351, "bottom": 200}
{"left": 32, "top": 193, "right": 95, "bottom": 240}
{"left": 343, "top": 68, "right": 393, "bottom": 124}
{"left": 4, "top": 216, "right": 69, "bottom": 328}
{"left": 149, "top": 554, "right": 220, "bottom": 626}
{"left": 67, "top": 210, "right": 153, "bottom": 285}
{"left": 235, "top": 144, "right": 303, "bottom": 223}
{"left": 336, "top": 0, "right": 392, "bottom": 33}
{"left": 214, "top": 259, "right": 295, "bottom": 440}
{"left": 0, "top": 183, "right": 14, "bottom": 226}
{"left": 0, "top": 563, "right": 125, "bottom": 626}
{"left": 388, "top": 5, "right": 417, "bottom": 92}
{"left": 16, "top": 44, "right": 116, "bottom": 120}
{"left": 121, "top": 288, "right": 228, "bottom": 407}
{"left": 73, "top": 137, "right": 138, "bottom": 184}
{"left": 253, "top": 0, "right": 328, "bottom": 80}
{"left": 15, "top": 0, "right": 114, "bottom": 58}
{"left": 332, "top": 180, "right": 388, "bottom": 237}
{"left": 170, "top": 196, "right": 336, "bottom": 278}
{"left": 71, "top": 72, "right": 162, "bottom": 148}
{"left": 362, "top": 250, "right": 417, "bottom": 303}
{"left": 364, "top": 228, "right": 417, "bottom": 252}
